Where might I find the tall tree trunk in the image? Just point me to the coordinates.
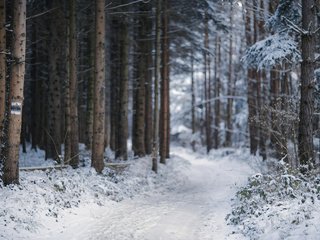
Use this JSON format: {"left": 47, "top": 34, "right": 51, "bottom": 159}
{"left": 47, "top": 0, "right": 62, "bottom": 161}
{"left": 258, "top": 71, "right": 267, "bottom": 160}
{"left": 165, "top": 23, "right": 170, "bottom": 160}
{"left": 77, "top": 53, "right": 85, "bottom": 144}
{"left": 225, "top": 3, "right": 233, "bottom": 147}
{"left": 203, "top": 11, "right": 212, "bottom": 153}
{"left": 160, "top": 0, "right": 170, "bottom": 163}
{"left": 30, "top": 15, "right": 43, "bottom": 151}
{"left": 109, "top": 17, "right": 119, "bottom": 152}
{"left": 247, "top": 72, "right": 259, "bottom": 155}
{"left": 191, "top": 52, "right": 196, "bottom": 151}
{"left": 257, "top": 0, "right": 267, "bottom": 160}
{"left": 270, "top": 68, "right": 279, "bottom": 150}
{"left": 144, "top": 4, "right": 153, "bottom": 155}
{"left": 213, "top": 35, "right": 221, "bottom": 149}
{"left": 245, "top": 0, "right": 259, "bottom": 154}
{"left": 317, "top": 0, "right": 320, "bottom": 164}
{"left": 279, "top": 67, "right": 289, "bottom": 161}
{"left": 64, "top": 28, "right": 71, "bottom": 164}
{"left": 104, "top": 9, "right": 111, "bottom": 150}
{"left": 85, "top": 25, "right": 95, "bottom": 150}
{"left": 0, "top": 0, "right": 5, "bottom": 151}
{"left": 152, "top": 0, "right": 162, "bottom": 173}
{"left": 2, "top": 0, "right": 26, "bottom": 185}
{"left": 116, "top": 9, "right": 129, "bottom": 160}
{"left": 91, "top": 0, "right": 106, "bottom": 173}
{"left": 68, "top": 0, "right": 79, "bottom": 168}
{"left": 298, "top": 0, "right": 316, "bottom": 169}
{"left": 133, "top": 2, "right": 147, "bottom": 157}
{"left": 30, "top": 19, "right": 38, "bottom": 150}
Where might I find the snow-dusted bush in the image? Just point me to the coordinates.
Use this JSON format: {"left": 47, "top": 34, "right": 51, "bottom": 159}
{"left": 227, "top": 161, "right": 320, "bottom": 239}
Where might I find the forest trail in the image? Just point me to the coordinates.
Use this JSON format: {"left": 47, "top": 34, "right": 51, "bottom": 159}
{"left": 38, "top": 147, "right": 253, "bottom": 240}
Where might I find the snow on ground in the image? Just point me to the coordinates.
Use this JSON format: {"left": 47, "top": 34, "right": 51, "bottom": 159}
{"left": 0, "top": 145, "right": 258, "bottom": 240}
{"left": 228, "top": 159, "right": 320, "bottom": 240}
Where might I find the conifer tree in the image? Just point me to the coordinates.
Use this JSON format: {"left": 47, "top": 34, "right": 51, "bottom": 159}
{"left": 2, "top": 0, "right": 26, "bottom": 185}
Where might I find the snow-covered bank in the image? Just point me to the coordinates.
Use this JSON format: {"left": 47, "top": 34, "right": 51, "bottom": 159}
{"left": 228, "top": 160, "right": 320, "bottom": 240}
{"left": 1, "top": 146, "right": 258, "bottom": 240}
{"left": 0, "top": 146, "right": 188, "bottom": 240}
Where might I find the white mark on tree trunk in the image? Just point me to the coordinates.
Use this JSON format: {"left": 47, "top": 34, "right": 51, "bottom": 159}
{"left": 10, "top": 102, "right": 22, "bottom": 115}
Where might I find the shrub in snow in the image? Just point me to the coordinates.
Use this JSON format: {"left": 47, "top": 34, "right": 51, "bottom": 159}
{"left": 227, "top": 160, "right": 320, "bottom": 239}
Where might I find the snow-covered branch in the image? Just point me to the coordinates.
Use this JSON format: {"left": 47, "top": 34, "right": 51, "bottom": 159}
{"left": 242, "top": 33, "right": 301, "bottom": 69}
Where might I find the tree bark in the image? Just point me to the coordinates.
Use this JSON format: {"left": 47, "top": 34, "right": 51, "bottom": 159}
{"left": 68, "top": 0, "right": 79, "bottom": 168}
{"left": 225, "top": 3, "right": 233, "bottom": 147}
{"left": 191, "top": 52, "right": 196, "bottom": 151}
{"left": 160, "top": 0, "right": 170, "bottom": 163}
{"left": 132, "top": 1, "right": 147, "bottom": 157}
{"left": 109, "top": 17, "right": 119, "bottom": 153}
{"left": 257, "top": 0, "right": 267, "bottom": 160}
{"left": 30, "top": 20, "right": 38, "bottom": 150}
{"left": 64, "top": 31, "right": 71, "bottom": 164}
{"left": 144, "top": 4, "right": 153, "bottom": 155}
{"left": 213, "top": 35, "right": 221, "bottom": 149}
{"left": 116, "top": 8, "right": 129, "bottom": 160}
{"left": 270, "top": 68, "right": 279, "bottom": 146}
{"left": 2, "top": 0, "right": 26, "bottom": 185}
{"left": 152, "top": 0, "right": 162, "bottom": 173}
{"left": 165, "top": 21, "right": 170, "bottom": 160}
{"left": 91, "top": 0, "right": 106, "bottom": 173}
{"left": 298, "top": 0, "right": 316, "bottom": 169}
{"left": 203, "top": 11, "right": 212, "bottom": 153}
{"left": 279, "top": 67, "right": 289, "bottom": 161}
{"left": 245, "top": 0, "right": 259, "bottom": 155}
{"left": 0, "top": 0, "right": 5, "bottom": 151}
{"left": 85, "top": 23, "right": 95, "bottom": 150}
{"left": 258, "top": 71, "right": 267, "bottom": 160}
{"left": 47, "top": 0, "right": 62, "bottom": 161}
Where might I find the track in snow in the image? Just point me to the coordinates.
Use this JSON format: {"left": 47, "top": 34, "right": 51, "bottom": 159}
{"left": 38, "top": 147, "right": 253, "bottom": 240}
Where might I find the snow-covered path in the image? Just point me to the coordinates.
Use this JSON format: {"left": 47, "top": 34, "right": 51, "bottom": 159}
{"left": 36, "top": 147, "right": 254, "bottom": 240}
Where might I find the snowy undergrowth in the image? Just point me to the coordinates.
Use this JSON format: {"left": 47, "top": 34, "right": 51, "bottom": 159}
{"left": 228, "top": 160, "right": 320, "bottom": 240}
{"left": 0, "top": 146, "right": 188, "bottom": 240}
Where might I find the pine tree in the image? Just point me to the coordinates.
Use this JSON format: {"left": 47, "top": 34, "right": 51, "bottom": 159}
{"left": 245, "top": 0, "right": 259, "bottom": 155}
{"left": 160, "top": 0, "right": 170, "bottom": 163}
{"left": 203, "top": 10, "right": 212, "bottom": 153}
{"left": 225, "top": 3, "right": 234, "bottom": 147}
{"left": 47, "top": 0, "right": 63, "bottom": 161}
{"left": 152, "top": 0, "right": 162, "bottom": 173}
{"left": 117, "top": 11, "right": 129, "bottom": 160}
{"left": 132, "top": 1, "right": 148, "bottom": 157}
{"left": 213, "top": 35, "right": 221, "bottom": 149}
{"left": 144, "top": 2, "right": 153, "bottom": 155}
{"left": 91, "top": 0, "right": 106, "bottom": 173}
{"left": 298, "top": 0, "right": 316, "bottom": 170}
{"left": 68, "top": 0, "right": 79, "bottom": 168}
{"left": 2, "top": 0, "right": 26, "bottom": 185}
{"left": 0, "top": 0, "right": 5, "bottom": 152}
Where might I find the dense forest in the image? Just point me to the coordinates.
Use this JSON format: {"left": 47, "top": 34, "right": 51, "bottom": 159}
{"left": 0, "top": 0, "right": 319, "bottom": 185}
{"left": 0, "top": 0, "right": 320, "bottom": 239}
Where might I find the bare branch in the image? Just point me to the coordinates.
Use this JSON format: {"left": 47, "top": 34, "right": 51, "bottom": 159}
{"left": 26, "top": 8, "right": 58, "bottom": 21}
{"left": 106, "top": 0, "right": 150, "bottom": 10}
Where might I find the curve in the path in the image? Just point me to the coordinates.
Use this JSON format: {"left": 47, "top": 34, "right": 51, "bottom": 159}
{"left": 38, "top": 147, "right": 253, "bottom": 240}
